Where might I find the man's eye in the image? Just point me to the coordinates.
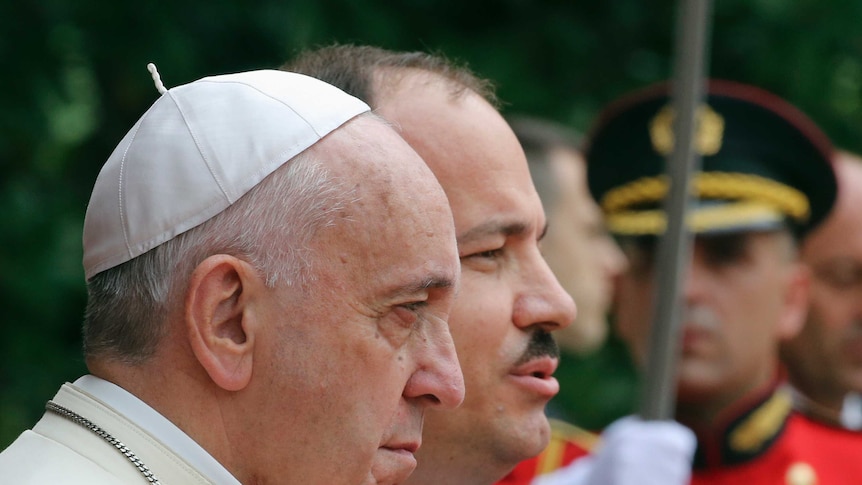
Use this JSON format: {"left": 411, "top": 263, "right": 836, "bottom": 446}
{"left": 400, "top": 301, "right": 428, "bottom": 312}
{"left": 393, "top": 301, "right": 428, "bottom": 328}
{"left": 701, "top": 234, "right": 748, "bottom": 267}
{"left": 466, "top": 248, "right": 503, "bottom": 259}
{"left": 816, "top": 264, "right": 862, "bottom": 290}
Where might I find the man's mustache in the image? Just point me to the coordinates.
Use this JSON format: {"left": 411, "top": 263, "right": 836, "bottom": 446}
{"left": 514, "top": 330, "right": 559, "bottom": 366}
{"left": 685, "top": 305, "right": 721, "bottom": 330}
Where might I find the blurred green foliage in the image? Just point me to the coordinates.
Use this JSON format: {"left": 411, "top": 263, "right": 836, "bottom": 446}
{"left": 3, "top": 0, "right": 862, "bottom": 447}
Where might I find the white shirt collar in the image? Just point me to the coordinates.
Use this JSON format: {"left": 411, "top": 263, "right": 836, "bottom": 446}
{"left": 74, "top": 375, "right": 241, "bottom": 485}
{"left": 842, "top": 392, "right": 862, "bottom": 430}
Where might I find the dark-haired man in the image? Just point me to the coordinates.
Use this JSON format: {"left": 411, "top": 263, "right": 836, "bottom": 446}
{"left": 284, "top": 45, "right": 694, "bottom": 485}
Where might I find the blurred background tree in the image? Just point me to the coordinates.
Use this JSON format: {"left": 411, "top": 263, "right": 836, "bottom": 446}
{"left": 3, "top": 0, "right": 862, "bottom": 446}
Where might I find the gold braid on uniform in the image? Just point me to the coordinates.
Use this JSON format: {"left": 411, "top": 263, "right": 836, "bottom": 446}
{"left": 536, "top": 419, "right": 599, "bottom": 475}
{"left": 606, "top": 201, "right": 791, "bottom": 235}
{"left": 728, "top": 388, "right": 793, "bottom": 453}
{"left": 599, "top": 172, "right": 810, "bottom": 235}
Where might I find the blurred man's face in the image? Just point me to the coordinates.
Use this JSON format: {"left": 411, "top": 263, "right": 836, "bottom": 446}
{"left": 541, "top": 147, "right": 627, "bottom": 354}
{"left": 615, "top": 230, "right": 807, "bottom": 411}
{"left": 784, "top": 154, "right": 862, "bottom": 409}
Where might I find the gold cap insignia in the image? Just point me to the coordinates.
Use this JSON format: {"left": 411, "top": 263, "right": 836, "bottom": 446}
{"left": 649, "top": 103, "right": 725, "bottom": 156}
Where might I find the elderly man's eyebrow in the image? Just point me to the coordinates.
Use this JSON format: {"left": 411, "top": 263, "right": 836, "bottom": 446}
{"left": 387, "top": 274, "right": 456, "bottom": 300}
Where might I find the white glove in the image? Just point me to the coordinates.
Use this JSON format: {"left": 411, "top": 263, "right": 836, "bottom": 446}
{"left": 532, "top": 416, "right": 696, "bottom": 485}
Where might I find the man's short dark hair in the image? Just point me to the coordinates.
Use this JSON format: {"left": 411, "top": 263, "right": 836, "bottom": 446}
{"left": 282, "top": 44, "right": 498, "bottom": 108}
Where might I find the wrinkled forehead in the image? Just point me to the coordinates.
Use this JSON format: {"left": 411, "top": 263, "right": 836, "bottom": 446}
{"left": 309, "top": 124, "right": 458, "bottom": 292}
{"left": 333, "top": 118, "right": 450, "bottom": 220}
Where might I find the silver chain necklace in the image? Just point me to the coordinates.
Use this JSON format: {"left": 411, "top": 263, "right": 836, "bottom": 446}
{"left": 46, "top": 400, "right": 162, "bottom": 484}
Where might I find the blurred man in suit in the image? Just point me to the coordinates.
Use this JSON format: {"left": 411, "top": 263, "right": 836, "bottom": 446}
{"left": 782, "top": 150, "right": 862, "bottom": 431}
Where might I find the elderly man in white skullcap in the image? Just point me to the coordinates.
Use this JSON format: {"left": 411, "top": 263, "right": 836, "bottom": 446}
{"left": 0, "top": 67, "right": 464, "bottom": 485}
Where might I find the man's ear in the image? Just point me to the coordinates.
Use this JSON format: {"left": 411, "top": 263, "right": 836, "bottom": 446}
{"left": 777, "top": 261, "right": 811, "bottom": 341}
{"left": 185, "top": 254, "right": 259, "bottom": 392}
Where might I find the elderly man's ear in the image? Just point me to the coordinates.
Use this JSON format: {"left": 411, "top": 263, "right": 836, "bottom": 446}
{"left": 185, "top": 255, "right": 260, "bottom": 392}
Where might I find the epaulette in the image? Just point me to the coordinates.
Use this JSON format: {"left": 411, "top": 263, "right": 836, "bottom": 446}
{"left": 535, "top": 419, "right": 598, "bottom": 474}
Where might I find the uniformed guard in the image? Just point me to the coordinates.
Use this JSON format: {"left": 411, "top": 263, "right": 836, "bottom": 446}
{"left": 585, "top": 80, "right": 862, "bottom": 485}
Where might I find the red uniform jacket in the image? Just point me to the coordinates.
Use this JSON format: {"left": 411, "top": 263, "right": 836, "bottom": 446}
{"left": 689, "top": 386, "right": 862, "bottom": 485}
{"left": 497, "top": 386, "right": 862, "bottom": 485}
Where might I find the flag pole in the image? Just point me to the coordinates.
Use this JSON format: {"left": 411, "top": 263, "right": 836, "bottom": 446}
{"left": 639, "top": 0, "right": 714, "bottom": 420}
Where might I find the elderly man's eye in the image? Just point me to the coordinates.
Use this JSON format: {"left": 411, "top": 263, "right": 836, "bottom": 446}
{"left": 393, "top": 302, "right": 427, "bottom": 328}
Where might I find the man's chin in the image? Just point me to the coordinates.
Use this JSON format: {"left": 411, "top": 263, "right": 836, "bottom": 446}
{"left": 675, "top": 370, "right": 724, "bottom": 404}
{"left": 528, "top": 413, "right": 553, "bottom": 455}
{"left": 500, "top": 409, "right": 552, "bottom": 462}
{"left": 370, "top": 448, "right": 418, "bottom": 485}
